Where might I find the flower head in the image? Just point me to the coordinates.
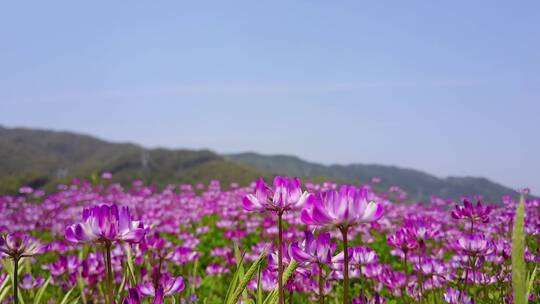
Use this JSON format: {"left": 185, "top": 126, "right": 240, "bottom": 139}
{"left": 122, "top": 288, "right": 141, "bottom": 304}
{"left": 289, "top": 231, "right": 336, "bottom": 265}
{"left": 65, "top": 204, "right": 146, "bottom": 244}
{"left": 301, "top": 186, "right": 383, "bottom": 229}
{"left": 243, "top": 177, "right": 308, "bottom": 213}
{"left": 387, "top": 228, "right": 418, "bottom": 252}
{"left": 19, "top": 273, "right": 45, "bottom": 289}
{"left": 443, "top": 287, "right": 474, "bottom": 304}
{"left": 455, "top": 234, "right": 493, "bottom": 256}
{"left": 451, "top": 199, "right": 493, "bottom": 223}
{"left": 0, "top": 233, "right": 45, "bottom": 259}
{"left": 138, "top": 273, "right": 185, "bottom": 298}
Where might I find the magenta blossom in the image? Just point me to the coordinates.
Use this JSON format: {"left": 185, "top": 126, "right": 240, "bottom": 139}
{"left": 333, "top": 246, "right": 379, "bottom": 267}
{"left": 443, "top": 288, "right": 474, "bottom": 304}
{"left": 138, "top": 274, "right": 185, "bottom": 299}
{"left": 451, "top": 199, "right": 493, "bottom": 223}
{"left": 289, "top": 231, "right": 336, "bottom": 265}
{"left": 0, "top": 233, "right": 45, "bottom": 259}
{"left": 455, "top": 234, "right": 493, "bottom": 256}
{"left": 65, "top": 204, "right": 146, "bottom": 244}
{"left": 19, "top": 274, "right": 45, "bottom": 289}
{"left": 243, "top": 176, "right": 309, "bottom": 213}
{"left": 387, "top": 228, "right": 418, "bottom": 253}
{"left": 122, "top": 288, "right": 141, "bottom": 304}
{"left": 301, "top": 186, "right": 384, "bottom": 229}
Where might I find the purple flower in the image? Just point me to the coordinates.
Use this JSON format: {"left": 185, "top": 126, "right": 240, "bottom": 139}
{"left": 65, "top": 204, "right": 146, "bottom": 244}
{"left": 301, "top": 186, "right": 384, "bottom": 229}
{"left": 243, "top": 177, "right": 308, "bottom": 213}
{"left": 455, "top": 234, "right": 493, "bottom": 256}
{"left": 206, "top": 263, "right": 230, "bottom": 275}
{"left": 336, "top": 246, "right": 378, "bottom": 266}
{"left": 122, "top": 288, "right": 141, "bottom": 304}
{"left": 138, "top": 274, "right": 185, "bottom": 298}
{"left": 387, "top": 228, "right": 418, "bottom": 252}
{"left": 289, "top": 231, "right": 336, "bottom": 265}
{"left": 443, "top": 288, "right": 474, "bottom": 304}
{"left": 19, "top": 273, "right": 45, "bottom": 289}
{"left": 0, "top": 233, "right": 45, "bottom": 259}
{"left": 451, "top": 199, "right": 493, "bottom": 223}
{"left": 43, "top": 255, "right": 80, "bottom": 277}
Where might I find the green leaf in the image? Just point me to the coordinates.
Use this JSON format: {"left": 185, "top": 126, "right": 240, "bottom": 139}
{"left": 224, "top": 252, "right": 244, "bottom": 303}
{"left": 59, "top": 286, "right": 76, "bottom": 304}
{"left": 116, "top": 269, "right": 128, "bottom": 302}
{"left": 512, "top": 194, "right": 527, "bottom": 304}
{"left": 227, "top": 249, "right": 268, "bottom": 304}
{"left": 0, "top": 284, "right": 11, "bottom": 303}
{"left": 34, "top": 276, "right": 51, "bottom": 304}
{"left": 527, "top": 266, "right": 537, "bottom": 300}
{"left": 124, "top": 244, "right": 138, "bottom": 286}
{"left": 233, "top": 242, "right": 249, "bottom": 302}
{"left": 18, "top": 290, "right": 25, "bottom": 304}
{"left": 263, "top": 260, "right": 298, "bottom": 304}
{"left": 68, "top": 296, "right": 81, "bottom": 304}
{"left": 257, "top": 263, "right": 263, "bottom": 304}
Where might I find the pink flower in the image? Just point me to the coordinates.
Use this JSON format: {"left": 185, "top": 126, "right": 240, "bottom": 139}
{"left": 301, "top": 186, "right": 383, "bottom": 229}
{"left": 289, "top": 231, "right": 336, "bottom": 265}
{"left": 243, "top": 177, "right": 309, "bottom": 213}
{"left": 451, "top": 199, "right": 493, "bottom": 223}
{"left": 0, "top": 233, "right": 46, "bottom": 259}
{"left": 65, "top": 204, "right": 147, "bottom": 244}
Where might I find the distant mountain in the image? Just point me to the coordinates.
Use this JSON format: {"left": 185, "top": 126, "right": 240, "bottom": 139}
{"left": 0, "top": 126, "right": 516, "bottom": 202}
{"left": 226, "top": 152, "right": 516, "bottom": 202}
{"left": 0, "top": 126, "right": 265, "bottom": 194}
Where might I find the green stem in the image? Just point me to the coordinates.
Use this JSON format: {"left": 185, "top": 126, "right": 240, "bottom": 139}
{"left": 341, "top": 227, "right": 350, "bottom": 304}
{"left": 278, "top": 211, "right": 284, "bottom": 304}
{"left": 105, "top": 242, "right": 114, "bottom": 304}
{"left": 402, "top": 250, "right": 408, "bottom": 303}
{"left": 13, "top": 257, "right": 19, "bottom": 304}
{"left": 318, "top": 263, "right": 325, "bottom": 304}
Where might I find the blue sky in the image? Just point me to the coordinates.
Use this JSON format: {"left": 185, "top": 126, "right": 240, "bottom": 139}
{"left": 1, "top": 1, "right": 539, "bottom": 192}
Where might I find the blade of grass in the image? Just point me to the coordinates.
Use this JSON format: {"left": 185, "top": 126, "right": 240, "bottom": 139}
{"left": 224, "top": 253, "right": 245, "bottom": 303}
{"left": 34, "top": 276, "right": 51, "bottom": 304}
{"left": 263, "top": 260, "right": 297, "bottom": 304}
{"left": 257, "top": 262, "right": 263, "bottom": 304}
{"left": 526, "top": 266, "right": 537, "bottom": 300}
{"left": 0, "top": 284, "right": 10, "bottom": 303}
{"left": 59, "top": 286, "right": 76, "bottom": 304}
{"left": 512, "top": 194, "right": 526, "bottom": 304}
{"left": 124, "top": 244, "right": 138, "bottom": 285}
{"left": 233, "top": 242, "right": 249, "bottom": 303}
{"left": 227, "top": 249, "right": 268, "bottom": 304}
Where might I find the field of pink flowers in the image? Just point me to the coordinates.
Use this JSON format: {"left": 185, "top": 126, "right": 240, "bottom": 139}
{"left": 0, "top": 175, "right": 538, "bottom": 304}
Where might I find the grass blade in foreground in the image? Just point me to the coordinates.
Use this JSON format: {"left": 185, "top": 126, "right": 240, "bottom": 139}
{"left": 263, "top": 260, "right": 298, "bottom": 304}
{"left": 512, "top": 194, "right": 526, "bottom": 304}
{"left": 227, "top": 249, "right": 268, "bottom": 304}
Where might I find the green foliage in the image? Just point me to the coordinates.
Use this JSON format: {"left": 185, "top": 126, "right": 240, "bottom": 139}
{"left": 34, "top": 276, "right": 51, "bottom": 304}
{"left": 226, "top": 249, "right": 268, "bottom": 304}
{"left": 263, "top": 260, "right": 298, "bottom": 304}
{"left": 512, "top": 195, "right": 526, "bottom": 304}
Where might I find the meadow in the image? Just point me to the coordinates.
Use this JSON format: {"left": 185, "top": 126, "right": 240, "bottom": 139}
{"left": 0, "top": 174, "right": 538, "bottom": 303}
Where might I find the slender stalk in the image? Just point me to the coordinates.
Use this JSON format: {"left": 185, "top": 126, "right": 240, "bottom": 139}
{"left": 318, "top": 263, "right": 325, "bottom": 304}
{"left": 278, "top": 211, "right": 284, "bottom": 304}
{"left": 289, "top": 289, "right": 293, "bottom": 304}
{"left": 104, "top": 242, "right": 114, "bottom": 304}
{"left": 340, "top": 226, "right": 350, "bottom": 304}
{"left": 402, "top": 250, "right": 408, "bottom": 303}
{"left": 13, "top": 257, "right": 19, "bottom": 304}
{"left": 417, "top": 249, "right": 424, "bottom": 299}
